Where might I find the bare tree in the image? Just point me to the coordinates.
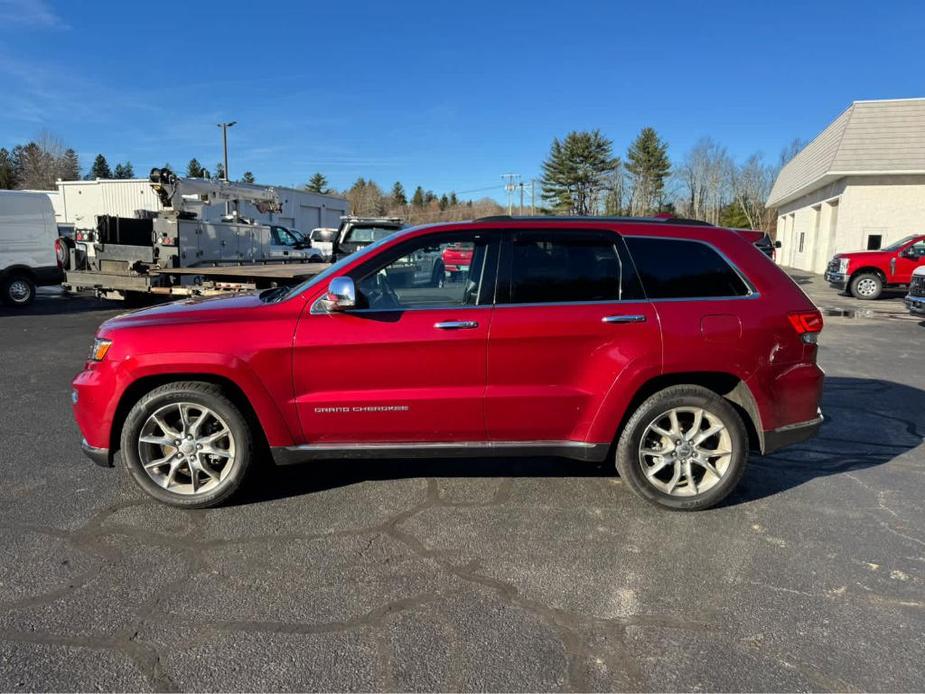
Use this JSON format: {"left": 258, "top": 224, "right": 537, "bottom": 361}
{"left": 675, "top": 137, "right": 733, "bottom": 224}
{"left": 16, "top": 131, "right": 68, "bottom": 190}
{"left": 731, "top": 153, "right": 776, "bottom": 231}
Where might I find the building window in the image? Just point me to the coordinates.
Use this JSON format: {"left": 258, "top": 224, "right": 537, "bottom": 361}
{"left": 867, "top": 235, "right": 882, "bottom": 250}
{"left": 799, "top": 232, "right": 805, "bottom": 253}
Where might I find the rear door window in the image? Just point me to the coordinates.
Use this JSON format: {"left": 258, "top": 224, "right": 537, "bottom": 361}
{"left": 625, "top": 237, "right": 751, "bottom": 299}
{"left": 503, "top": 230, "right": 641, "bottom": 304}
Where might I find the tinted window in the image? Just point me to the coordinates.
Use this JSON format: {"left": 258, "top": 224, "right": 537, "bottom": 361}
{"left": 625, "top": 237, "right": 750, "bottom": 299}
{"left": 508, "top": 231, "right": 637, "bottom": 304}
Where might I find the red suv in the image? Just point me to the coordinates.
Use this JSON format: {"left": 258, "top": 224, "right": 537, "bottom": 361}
{"left": 72, "top": 217, "right": 824, "bottom": 511}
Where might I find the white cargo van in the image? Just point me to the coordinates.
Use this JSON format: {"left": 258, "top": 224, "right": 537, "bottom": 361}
{"left": 0, "top": 190, "right": 63, "bottom": 306}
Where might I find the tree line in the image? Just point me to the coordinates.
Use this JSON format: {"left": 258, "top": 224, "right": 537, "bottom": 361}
{"left": 539, "top": 127, "right": 802, "bottom": 231}
{"left": 2, "top": 128, "right": 801, "bottom": 232}
{"left": 302, "top": 172, "right": 504, "bottom": 225}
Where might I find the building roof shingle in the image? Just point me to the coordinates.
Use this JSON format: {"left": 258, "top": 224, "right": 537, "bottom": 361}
{"left": 767, "top": 98, "right": 925, "bottom": 207}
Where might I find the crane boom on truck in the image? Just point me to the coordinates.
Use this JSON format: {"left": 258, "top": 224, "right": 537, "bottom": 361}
{"left": 148, "top": 167, "right": 283, "bottom": 215}
{"left": 62, "top": 168, "right": 327, "bottom": 301}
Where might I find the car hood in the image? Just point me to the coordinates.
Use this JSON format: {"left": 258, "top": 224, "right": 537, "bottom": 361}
{"left": 835, "top": 250, "right": 891, "bottom": 260}
{"left": 99, "top": 292, "right": 275, "bottom": 332}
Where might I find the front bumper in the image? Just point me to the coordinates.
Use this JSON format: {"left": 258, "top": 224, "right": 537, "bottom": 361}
{"left": 824, "top": 271, "right": 847, "bottom": 290}
{"left": 81, "top": 438, "right": 112, "bottom": 467}
{"left": 762, "top": 413, "right": 824, "bottom": 455}
{"left": 905, "top": 294, "right": 925, "bottom": 315}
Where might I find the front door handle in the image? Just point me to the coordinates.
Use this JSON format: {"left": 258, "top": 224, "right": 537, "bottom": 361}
{"left": 602, "top": 314, "right": 646, "bottom": 324}
{"left": 434, "top": 320, "right": 479, "bottom": 330}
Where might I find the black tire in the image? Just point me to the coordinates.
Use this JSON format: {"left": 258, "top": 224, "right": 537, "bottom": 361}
{"left": 119, "top": 381, "right": 254, "bottom": 508}
{"left": 849, "top": 272, "right": 883, "bottom": 300}
{"left": 431, "top": 261, "right": 446, "bottom": 288}
{"left": 1, "top": 273, "right": 36, "bottom": 307}
{"left": 615, "top": 385, "right": 748, "bottom": 511}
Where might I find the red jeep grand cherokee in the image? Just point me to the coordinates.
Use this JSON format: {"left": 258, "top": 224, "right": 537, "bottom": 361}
{"left": 72, "top": 217, "right": 824, "bottom": 511}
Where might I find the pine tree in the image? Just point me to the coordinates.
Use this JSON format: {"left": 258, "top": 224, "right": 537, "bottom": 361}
{"left": 0, "top": 148, "right": 17, "bottom": 189}
{"left": 625, "top": 127, "right": 671, "bottom": 215}
{"left": 10, "top": 145, "right": 25, "bottom": 184}
{"left": 91, "top": 154, "right": 112, "bottom": 179}
{"left": 186, "top": 158, "right": 205, "bottom": 178}
{"left": 391, "top": 181, "right": 407, "bottom": 206}
{"left": 215, "top": 163, "right": 226, "bottom": 180}
{"left": 305, "top": 172, "right": 330, "bottom": 194}
{"left": 449, "top": 192, "right": 458, "bottom": 207}
{"left": 540, "top": 129, "right": 619, "bottom": 215}
{"left": 240, "top": 171, "right": 255, "bottom": 184}
{"left": 412, "top": 186, "right": 425, "bottom": 208}
{"left": 439, "top": 193, "right": 449, "bottom": 211}
{"left": 424, "top": 190, "right": 436, "bottom": 204}
{"left": 59, "top": 148, "right": 80, "bottom": 181}
{"left": 113, "top": 161, "right": 135, "bottom": 179}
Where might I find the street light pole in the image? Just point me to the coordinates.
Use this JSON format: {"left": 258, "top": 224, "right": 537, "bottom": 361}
{"left": 217, "top": 121, "right": 237, "bottom": 216}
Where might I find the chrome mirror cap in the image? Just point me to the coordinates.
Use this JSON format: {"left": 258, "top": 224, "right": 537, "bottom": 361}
{"left": 317, "top": 276, "right": 356, "bottom": 312}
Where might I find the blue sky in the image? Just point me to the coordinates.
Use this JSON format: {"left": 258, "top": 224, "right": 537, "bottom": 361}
{"left": 1, "top": 0, "right": 923, "bottom": 200}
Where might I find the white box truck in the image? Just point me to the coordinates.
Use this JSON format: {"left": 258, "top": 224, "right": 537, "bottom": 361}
{"left": 0, "top": 190, "right": 63, "bottom": 306}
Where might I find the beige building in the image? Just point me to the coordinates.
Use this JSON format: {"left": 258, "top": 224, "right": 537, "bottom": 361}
{"left": 767, "top": 98, "right": 925, "bottom": 273}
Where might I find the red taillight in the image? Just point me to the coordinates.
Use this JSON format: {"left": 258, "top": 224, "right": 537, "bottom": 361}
{"left": 54, "top": 238, "right": 65, "bottom": 269}
{"left": 788, "top": 311, "right": 824, "bottom": 339}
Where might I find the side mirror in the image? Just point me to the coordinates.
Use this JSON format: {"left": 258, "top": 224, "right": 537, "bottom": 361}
{"left": 317, "top": 276, "right": 356, "bottom": 312}
{"left": 774, "top": 240, "right": 782, "bottom": 248}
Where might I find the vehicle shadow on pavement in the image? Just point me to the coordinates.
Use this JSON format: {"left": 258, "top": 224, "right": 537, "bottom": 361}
{"left": 0, "top": 293, "right": 124, "bottom": 318}
{"left": 240, "top": 375, "right": 924, "bottom": 508}
{"left": 241, "top": 455, "right": 613, "bottom": 505}
{"left": 727, "top": 376, "right": 924, "bottom": 506}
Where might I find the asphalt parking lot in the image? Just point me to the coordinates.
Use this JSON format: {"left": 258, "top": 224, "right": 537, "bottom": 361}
{"left": 0, "top": 279, "right": 922, "bottom": 692}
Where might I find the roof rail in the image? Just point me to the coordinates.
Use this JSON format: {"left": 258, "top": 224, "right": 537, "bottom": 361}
{"left": 472, "top": 214, "right": 716, "bottom": 226}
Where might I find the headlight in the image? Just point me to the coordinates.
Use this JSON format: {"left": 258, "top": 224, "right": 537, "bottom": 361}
{"left": 838, "top": 258, "right": 849, "bottom": 274}
{"left": 89, "top": 337, "right": 112, "bottom": 361}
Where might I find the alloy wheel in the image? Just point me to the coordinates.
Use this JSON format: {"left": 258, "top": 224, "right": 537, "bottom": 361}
{"left": 637, "top": 406, "right": 733, "bottom": 496}
{"left": 137, "top": 402, "right": 236, "bottom": 495}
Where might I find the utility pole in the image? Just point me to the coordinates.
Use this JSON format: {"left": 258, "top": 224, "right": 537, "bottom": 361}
{"left": 217, "top": 121, "right": 237, "bottom": 215}
{"left": 518, "top": 181, "right": 525, "bottom": 215}
{"left": 502, "top": 173, "right": 520, "bottom": 215}
{"left": 530, "top": 179, "right": 536, "bottom": 215}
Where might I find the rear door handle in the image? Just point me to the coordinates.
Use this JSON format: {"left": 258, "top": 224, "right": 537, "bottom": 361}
{"left": 434, "top": 320, "right": 479, "bottom": 330}
{"left": 602, "top": 314, "right": 646, "bottom": 324}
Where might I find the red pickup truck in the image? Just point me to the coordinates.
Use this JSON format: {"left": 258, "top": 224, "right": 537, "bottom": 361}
{"left": 72, "top": 216, "right": 824, "bottom": 511}
{"left": 824, "top": 234, "right": 925, "bottom": 299}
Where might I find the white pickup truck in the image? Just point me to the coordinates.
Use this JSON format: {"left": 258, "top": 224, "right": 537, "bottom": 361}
{"left": 906, "top": 266, "right": 925, "bottom": 316}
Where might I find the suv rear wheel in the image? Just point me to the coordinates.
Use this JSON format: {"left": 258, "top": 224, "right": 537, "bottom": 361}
{"left": 849, "top": 272, "right": 883, "bottom": 300}
{"left": 616, "top": 385, "right": 748, "bottom": 511}
{"left": 120, "top": 381, "right": 254, "bottom": 508}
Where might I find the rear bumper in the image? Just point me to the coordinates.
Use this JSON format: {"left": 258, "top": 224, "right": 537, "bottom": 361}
{"left": 762, "top": 413, "right": 823, "bottom": 455}
{"left": 81, "top": 438, "right": 112, "bottom": 467}
{"left": 905, "top": 294, "right": 925, "bottom": 315}
{"left": 824, "top": 271, "right": 847, "bottom": 290}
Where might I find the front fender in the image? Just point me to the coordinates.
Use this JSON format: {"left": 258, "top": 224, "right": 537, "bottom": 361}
{"left": 112, "top": 352, "right": 299, "bottom": 447}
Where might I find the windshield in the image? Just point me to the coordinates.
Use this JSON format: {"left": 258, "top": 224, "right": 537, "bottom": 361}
{"left": 344, "top": 226, "right": 399, "bottom": 244}
{"left": 883, "top": 235, "right": 917, "bottom": 251}
{"left": 266, "top": 229, "right": 410, "bottom": 303}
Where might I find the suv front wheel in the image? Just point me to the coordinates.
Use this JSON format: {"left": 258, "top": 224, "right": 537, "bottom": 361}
{"left": 616, "top": 385, "right": 748, "bottom": 511}
{"left": 120, "top": 381, "right": 254, "bottom": 508}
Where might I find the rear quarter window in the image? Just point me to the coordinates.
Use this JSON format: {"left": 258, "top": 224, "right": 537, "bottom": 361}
{"left": 625, "top": 237, "right": 751, "bottom": 299}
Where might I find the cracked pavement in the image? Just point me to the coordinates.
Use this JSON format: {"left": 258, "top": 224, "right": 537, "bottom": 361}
{"left": 0, "top": 281, "right": 923, "bottom": 692}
